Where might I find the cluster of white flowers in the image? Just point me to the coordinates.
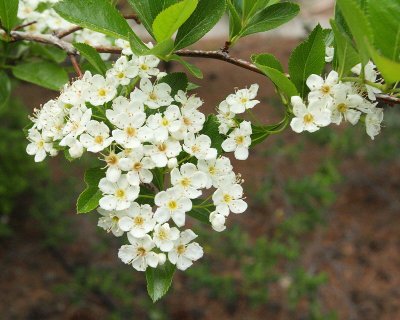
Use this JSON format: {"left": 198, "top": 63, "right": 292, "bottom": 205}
{"left": 290, "top": 62, "right": 384, "bottom": 140}
{"left": 26, "top": 47, "right": 250, "bottom": 272}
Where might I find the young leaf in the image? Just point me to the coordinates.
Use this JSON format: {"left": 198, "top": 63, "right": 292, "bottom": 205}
{"left": 159, "top": 72, "right": 189, "bottom": 96}
{"left": 330, "top": 20, "right": 360, "bottom": 77}
{"left": 227, "top": 0, "right": 242, "bottom": 40}
{"left": 74, "top": 42, "right": 107, "bottom": 75}
{"left": 29, "top": 43, "right": 67, "bottom": 63}
{"left": 128, "top": 32, "right": 149, "bottom": 56}
{"left": 146, "top": 262, "right": 176, "bottom": 302}
{"left": 0, "top": 0, "right": 19, "bottom": 31}
{"left": 288, "top": 25, "right": 325, "bottom": 97}
{"left": 127, "top": 0, "right": 180, "bottom": 38}
{"left": 12, "top": 61, "right": 69, "bottom": 91}
{"left": 174, "top": 0, "right": 226, "bottom": 50}
{"left": 368, "top": 45, "right": 400, "bottom": 84}
{"left": 252, "top": 54, "right": 299, "bottom": 98}
{"left": 169, "top": 54, "right": 203, "bottom": 79}
{"left": 146, "top": 39, "right": 175, "bottom": 58}
{"left": 336, "top": 0, "right": 373, "bottom": 64}
{"left": 200, "top": 115, "right": 224, "bottom": 155}
{"left": 54, "top": 0, "right": 133, "bottom": 40}
{"left": 76, "top": 167, "right": 103, "bottom": 214}
{"left": 152, "top": 0, "right": 198, "bottom": 42}
{"left": 0, "top": 71, "right": 11, "bottom": 110}
{"left": 241, "top": 2, "right": 300, "bottom": 37}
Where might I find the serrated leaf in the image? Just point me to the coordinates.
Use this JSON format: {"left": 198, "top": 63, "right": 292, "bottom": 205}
{"left": 174, "top": 0, "right": 226, "bottom": 50}
{"left": 74, "top": 42, "right": 107, "bottom": 75}
{"left": 159, "top": 72, "right": 188, "bottom": 96}
{"left": 252, "top": 54, "right": 298, "bottom": 98}
{"left": 330, "top": 20, "right": 360, "bottom": 77}
{"left": 200, "top": 115, "right": 224, "bottom": 155}
{"left": 152, "top": 0, "right": 198, "bottom": 42}
{"left": 30, "top": 43, "right": 67, "bottom": 63}
{"left": 336, "top": 0, "right": 373, "bottom": 64}
{"left": 127, "top": 0, "right": 181, "bottom": 38}
{"left": 288, "top": 25, "right": 325, "bottom": 97}
{"left": 76, "top": 167, "right": 103, "bottom": 214}
{"left": 169, "top": 54, "right": 203, "bottom": 79}
{"left": 146, "top": 262, "right": 176, "bottom": 302}
{"left": 54, "top": 0, "right": 133, "bottom": 40}
{"left": 241, "top": 2, "right": 300, "bottom": 37}
{"left": 0, "top": 71, "right": 11, "bottom": 110}
{"left": 0, "top": 0, "right": 19, "bottom": 31}
{"left": 12, "top": 61, "right": 69, "bottom": 91}
{"left": 128, "top": 32, "right": 148, "bottom": 56}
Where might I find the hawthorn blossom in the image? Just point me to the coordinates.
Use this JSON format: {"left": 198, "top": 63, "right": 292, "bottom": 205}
{"left": 325, "top": 46, "right": 334, "bottom": 63}
{"left": 59, "top": 72, "right": 92, "bottom": 107}
{"left": 351, "top": 61, "right": 382, "bottom": 101}
{"left": 197, "top": 156, "right": 233, "bottom": 189}
{"left": 80, "top": 120, "right": 113, "bottom": 153}
{"left": 103, "top": 150, "right": 124, "bottom": 183}
{"left": 365, "top": 107, "right": 384, "bottom": 140}
{"left": 118, "top": 203, "right": 156, "bottom": 238}
{"left": 106, "top": 96, "right": 144, "bottom": 124}
{"left": 172, "top": 107, "right": 205, "bottom": 140}
{"left": 147, "top": 105, "right": 182, "bottom": 141}
{"left": 115, "top": 39, "right": 133, "bottom": 56}
{"left": 175, "top": 90, "right": 203, "bottom": 110}
{"left": 144, "top": 138, "right": 182, "bottom": 168}
{"left": 170, "top": 163, "right": 208, "bottom": 199}
{"left": 132, "top": 55, "right": 160, "bottom": 79}
{"left": 221, "top": 121, "right": 252, "bottom": 160}
{"left": 209, "top": 211, "right": 226, "bottom": 232}
{"left": 118, "top": 234, "right": 161, "bottom": 271}
{"left": 130, "top": 78, "right": 173, "bottom": 109}
{"left": 154, "top": 188, "right": 192, "bottom": 227}
{"left": 216, "top": 100, "right": 237, "bottom": 134}
{"left": 226, "top": 84, "right": 260, "bottom": 114}
{"left": 307, "top": 71, "right": 339, "bottom": 103}
{"left": 183, "top": 133, "right": 217, "bottom": 160}
{"left": 168, "top": 229, "right": 203, "bottom": 271}
{"left": 26, "top": 129, "right": 56, "bottom": 162}
{"left": 99, "top": 175, "right": 139, "bottom": 211}
{"left": 106, "top": 56, "right": 138, "bottom": 86}
{"left": 87, "top": 75, "right": 117, "bottom": 106}
{"left": 97, "top": 207, "right": 126, "bottom": 237}
{"left": 331, "top": 90, "right": 364, "bottom": 125}
{"left": 61, "top": 106, "right": 92, "bottom": 141}
{"left": 153, "top": 223, "right": 180, "bottom": 252}
{"left": 119, "top": 148, "right": 155, "bottom": 185}
{"left": 212, "top": 183, "right": 247, "bottom": 216}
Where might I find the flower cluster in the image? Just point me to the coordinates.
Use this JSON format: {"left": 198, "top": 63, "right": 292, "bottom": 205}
{"left": 290, "top": 62, "right": 384, "bottom": 140}
{"left": 26, "top": 49, "right": 250, "bottom": 272}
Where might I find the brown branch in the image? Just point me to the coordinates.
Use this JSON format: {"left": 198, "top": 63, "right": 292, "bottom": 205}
{"left": 13, "top": 21, "right": 37, "bottom": 31}
{"left": 69, "top": 54, "right": 83, "bottom": 78}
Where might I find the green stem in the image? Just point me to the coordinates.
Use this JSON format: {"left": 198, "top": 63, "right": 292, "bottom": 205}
{"left": 246, "top": 109, "right": 261, "bottom": 126}
{"left": 341, "top": 76, "right": 385, "bottom": 91}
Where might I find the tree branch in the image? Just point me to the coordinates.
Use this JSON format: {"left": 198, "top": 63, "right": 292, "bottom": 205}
{"left": 7, "top": 30, "right": 400, "bottom": 105}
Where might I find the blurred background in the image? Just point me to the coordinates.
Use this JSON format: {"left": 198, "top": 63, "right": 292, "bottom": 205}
{"left": 1, "top": 0, "right": 400, "bottom": 319}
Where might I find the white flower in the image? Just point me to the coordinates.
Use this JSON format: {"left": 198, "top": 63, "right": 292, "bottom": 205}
{"left": 26, "top": 129, "right": 56, "bottom": 162}
{"left": 153, "top": 223, "right": 180, "bottom": 252}
{"left": 226, "top": 84, "right": 259, "bottom": 114}
{"left": 59, "top": 74, "right": 92, "bottom": 108}
{"left": 99, "top": 174, "right": 139, "bottom": 211}
{"left": 119, "top": 148, "right": 155, "bottom": 185}
{"left": 97, "top": 207, "right": 126, "bottom": 237}
{"left": 87, "top": 74, "right": 117, "bottom": 106}
{"left": 290, "top": 96, "right": 331, "bottom": 133}
{"left": 168, "top": 229, "right": 203, "bottom": 271}
{"left": 118, "top": 203, "right": 156, "bottom": 238}
{"left": 80, "top": 120, "right": 114, "bottom": 153}
{"left": 197, "top": 156, "right": 233, "bottom": 189}
{"left": 106, "top": 56, "right": 138, "bottom": 86}
{"left": 351, "top": 61, "right": 382, "bottom": 101}
{"left": 61, "top": 106, "right": 92, "bottom": 141}
{"left": 183, "top": 133, "right": 217, "bottom": 160}
{"left": 118, "top": 234, "right": 160, "bottom": 271}
{"left": 209, "top": 212, "right": 226, "bottom": 232}
{"left": 103, "top": 151, "right": 124, "bottom": 183}
{"left": 60, "top": 136, "right": 84, "bottom": 159}
{"left": 106, "top": 96, "right": 144, "bottom": 123}
{"left": 331, "top": 90, "right": 364, "bottom": 125}
{"left": 365, "top": 107, "right": 383, "bottom": 140}
{"left": 306, "top": 71, "right": 338, "bottom": 102}
{"left": 147, "top": 105, "right": 182, "bottom": 141}
{"left": 172, "top": 107, "right": 205, "bottom": 140}
{"left": 325, "top": 46, "right": 334, "bottom": 63}
{"left": 170, "top": 163, "right": 208, "bottom": 199}
{"left": 175, "top": 90, "right": 203, "bottom": 110}
{"left": 216, "top": 100, "right": 236, "bottom": 134}
{"left": 115, "top": 39, "right": 133, "bottom": 56}
{"left": 221, "top": 121, "right": 252, "bottom": 160}
{"left": 154, "top": 188, "right": 192, "bottom": 227}
{"left": 144, "top": 138, "right": 182, "bottom": 168}
{"left": 130, "top": 78, "right": 173, "bottom": 109}
{"left": 212, "top": 183, "right": 247, "bottom": 216}
{"left": 132, "top": 55, "right": 160, "bottom": 78}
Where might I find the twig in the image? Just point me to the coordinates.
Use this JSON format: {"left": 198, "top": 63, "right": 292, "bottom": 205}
{"left": 13, "top": 21, "right": 37, "bottom": 31}
{"left": 69, "top": 54, "right": 83, "bottom": 78}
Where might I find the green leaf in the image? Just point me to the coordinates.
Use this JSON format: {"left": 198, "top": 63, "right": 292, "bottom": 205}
{"left": 241, "top": 2, "right": 300, "bottom": 37}
{"left": 29, "top": 43, "right": 67, "bottom": 63}
{"left": 146, "top": 39, "right": 175, "bottom": 58}
{"left": 12, "top": 61, "right": 69, "bottom": 91}
{"left": 128, "top": 32, "right": 148, "bottom": 56}
{"left": 251, "top": 117, "right": 289, "bottom": 146}
{"left": 200, "top": 115, "right": 224, "bottom": 155}
{"left": 190, "top": 199, "right": 213, "bottom": 224}
{"left": 54, "top": 0, "right": 133, "bottom": 40}
{"left": 127, "top": 0, "right": 181, "bottom": 38}
{"left": 174, "top": 0, "right": 226, "bottom": 50}
{"left": 368, "top": 45, "right": 400, "bottom": 84}
{"left": 74, "top": 42, "right": 107, "bottom": 75}
{"left": 336, "top": 0, "right": 373, "bottom": 64}
{"left": 152, "top": 167, "right": 165, "bottom": 191}
{"left": 76, "top": 167, "right": 103, "bottom": 214}
{"left": 330, "top": 20, "right": 360, "bottom": 77}
{"left": 0, "top": 71, "right": 11, "bottom": 110}
{"left": 252, "top": 54, "right": 299, "bottom": 98}
{"left": 288, "top": 25, "right": 325, "bottom": 97}
{"left": 169, "top": 54, "right": 203, "bottom": 79}
{"left": 367, "top": 0, "right": 400, "bottom": 62}
{"left": 159, "top": 72, "right": 188, "bottom": 96}
{"left": 253, "top": 53, "right": 284, "bottom": 72}
{"left": 0, "top": 0, "right": 19, "bottom": 31}
{"left": 153, "top": 0, "right": 198, "bottom": 42}
{"left": 146, "top": 262, "right": 176, "bottom": 302}
{"left": 227, "top": 0, "right": 242, "bottom": 39}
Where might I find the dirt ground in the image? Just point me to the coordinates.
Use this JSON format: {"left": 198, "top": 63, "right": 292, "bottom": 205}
{"left": 0, "top": 35, "right": 399, "bottom": 320}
